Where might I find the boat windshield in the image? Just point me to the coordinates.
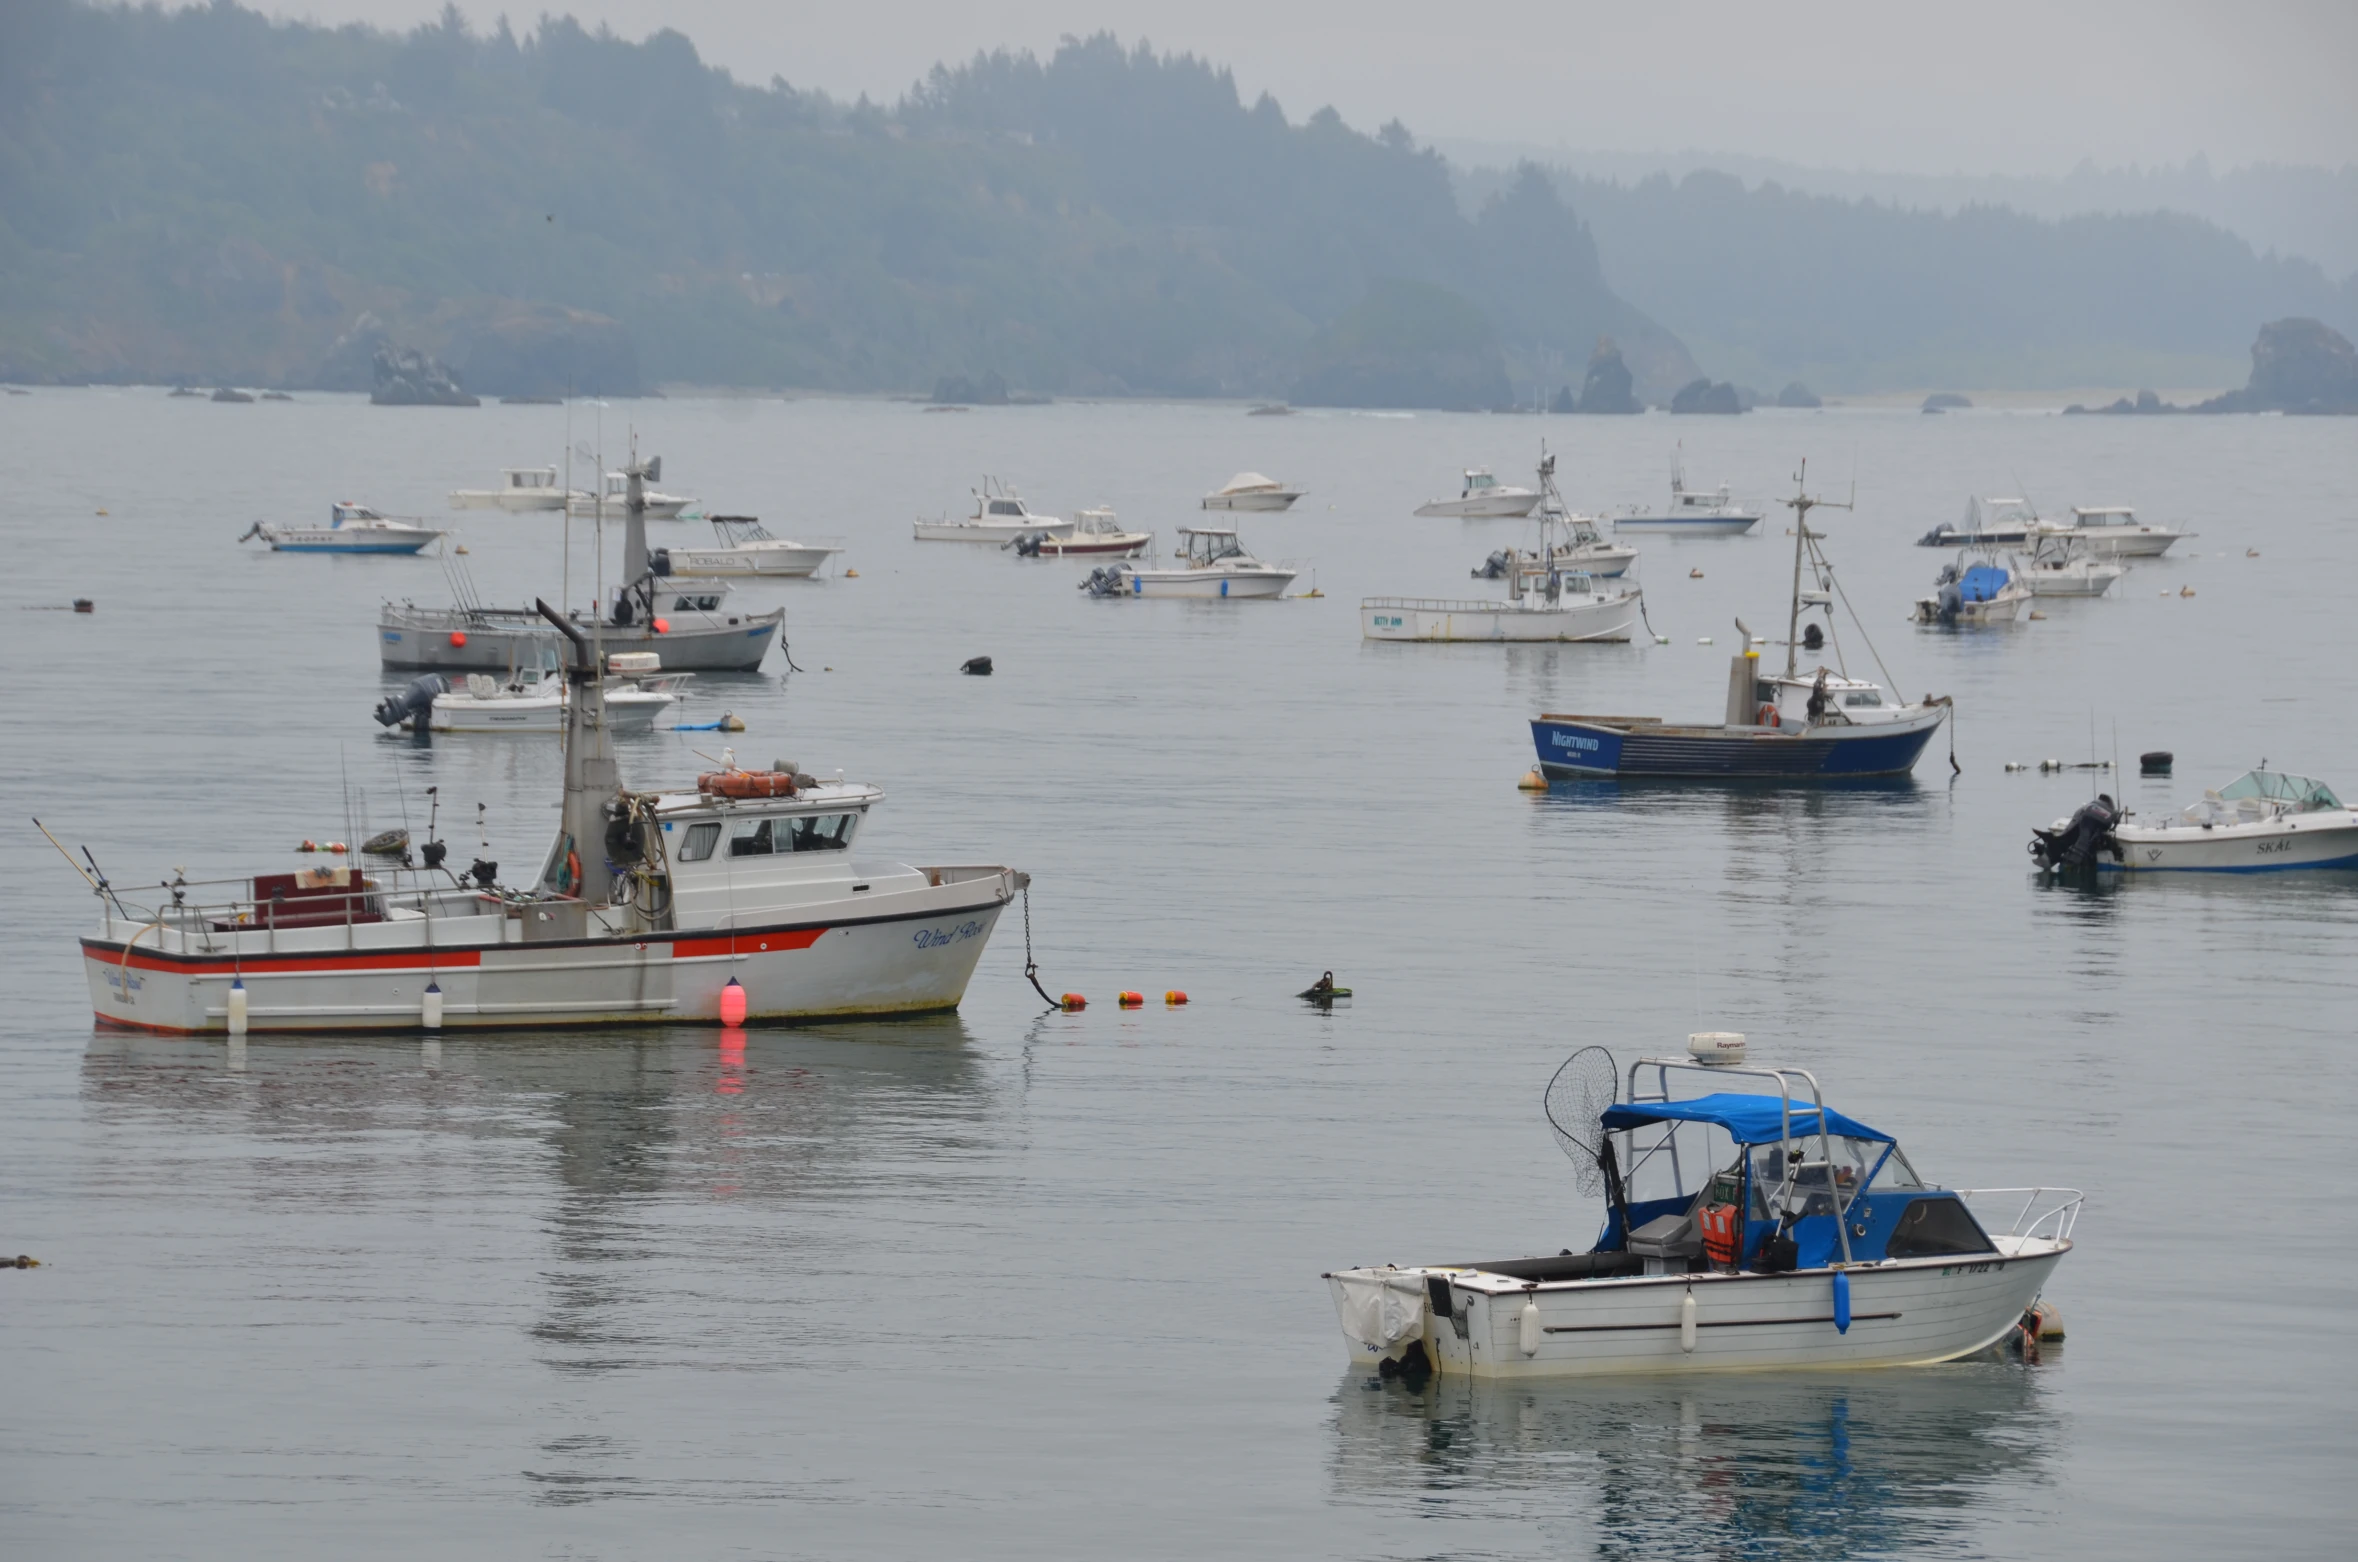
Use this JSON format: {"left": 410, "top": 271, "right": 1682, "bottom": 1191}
{"left": 2218, "top": 771, "right": 2340, "bottom": 810}
{"left": 1186, "top": 532, "right": 1245, "bottom": 565}
{"left": 1466, "top": 472, "right": 1496, "bottom": 491}
{"left": 1745, "top": 1136, "right": 1920, "bottom": 1218}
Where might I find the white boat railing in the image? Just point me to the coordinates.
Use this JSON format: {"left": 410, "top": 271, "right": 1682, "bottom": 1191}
{"left": 1953, "top": 1187, "right": 2085, "bottom": 1245}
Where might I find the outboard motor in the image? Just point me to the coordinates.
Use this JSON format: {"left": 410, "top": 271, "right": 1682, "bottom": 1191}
{"left": 1080, "top": 565, "right": 1126, "bottom": 598}
{"left": 373, "top": 674, "right": 449, "bottom": 728}
{"left": 1935, "top": 582, "right": 1964, "bottom": 625}
{"left": 2030, "top": 793, "right": 2121, "bottom": 870}
{"left": 1013, "top": 532, "right": 1045, "bottom": 558}
{"left": 649, "top": 548, "right": 671, "bottom": 576}
{"left": 1917, "top": 524, "right": 1954, "bottom": 547}
{"left": 1471, "top": 549, "right": 1514, "bottom": 580}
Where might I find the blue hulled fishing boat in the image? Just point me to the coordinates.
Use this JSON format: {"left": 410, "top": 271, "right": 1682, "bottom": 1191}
{"left": 1530, "top": 468, "right": 1951, "bottom": 781}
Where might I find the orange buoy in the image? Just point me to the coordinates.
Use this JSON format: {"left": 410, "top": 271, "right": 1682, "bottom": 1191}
{"left": 449, "top": 630, "right": 467, "bottom": 648}
{"left": 298, "top": 839, "right": 317, "bottom": 852}
{"left": 652, "top": 617, "right": 670, "bottom": 634}
{"left": 1518, "top": 768, "right": 1548, "bottom": 791}
{"left": 1119, "top": 991, "right": 1144, "bottom": 1007}
{"left": 718, "top": 978, "right": 748, "bottom": 1026}
{"left": 324, "top": 841, "right": 348, "bottom": 853}
{"left": 1164, "top": 990, "right": 1188, "bottom": 1006}
{"left": 1060, "top": 993, "right": 1087, "bottom": 1010}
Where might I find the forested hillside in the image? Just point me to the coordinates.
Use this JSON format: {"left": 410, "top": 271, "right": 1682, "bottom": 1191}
{"left": 0, "top": 3, "right": 1684, "bottom": 401}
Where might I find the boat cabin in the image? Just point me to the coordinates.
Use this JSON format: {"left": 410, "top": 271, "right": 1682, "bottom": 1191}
{"left": 1177, "top": 527, "right": 1251, "bottom": 566}
{"left": 2069, "top": 506, "right": 2137, "bottom": 525}
{"left": 504, "top": 468, "right": 561, "bottom": 492}
{"left": 1461, "top": 469, "right": 1501, "bottom": 495}
{"left": 330, "top": 502, "right": 389, "bottom": 525}
{"left": 1586, "top": 1062, "right": 1998, "bottom": 1278}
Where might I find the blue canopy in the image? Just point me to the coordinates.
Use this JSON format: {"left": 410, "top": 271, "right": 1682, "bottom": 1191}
{"left": 1958, "top": 565, "right": 2011, "bottom": 603}
{"left": 1599, "top": 1092, "right": 1892, "bottom": 1146}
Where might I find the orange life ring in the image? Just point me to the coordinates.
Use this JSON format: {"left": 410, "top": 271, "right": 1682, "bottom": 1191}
{"left": 563, "top": 849, "right": 581, "bottom": 894}
{"left": 1756, "top": 702, "right": 1781, "bottom": 729}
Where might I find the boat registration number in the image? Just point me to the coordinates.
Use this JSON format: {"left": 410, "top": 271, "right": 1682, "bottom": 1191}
{"left": 1940, "top": 1261, "right": 2002, "bottom": 1275}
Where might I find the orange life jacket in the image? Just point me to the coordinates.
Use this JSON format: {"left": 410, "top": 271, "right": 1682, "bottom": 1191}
{"left": 1699, "top": 1202, "right": 1741, "bottom": 1267}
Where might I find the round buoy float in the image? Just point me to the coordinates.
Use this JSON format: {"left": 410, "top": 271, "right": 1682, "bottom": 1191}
{"left": 843, "top": 568, "right": 859, "bottom": 578}
{"left": 298, "top": 839, "right": 317, "bottom": 852}
{"left": 652, "top": 616, "right": 670, "bottom": 634}
{"left": 1517, "top": 769, "right": 1547, "bottom": 792}
{"left": 1164, "top": 990, "right": 1188, "bottom": 1006}
{"left": 1118, "top": 991, "right": 1144, "bottom": 1008}
{"left": 1060, "top": 993, "right": 1087, "bottom": 1011}
{"left": 422, "top": 980, "right": 443, "bottom": 1031}
{"left": 449, "top": 630, "right": 467, "bottom": 648}
{"left": 718, "top": 977, "right": 748, "bottom": 1026}
{"left": 324, "top": 841, "right": 348, "bottom": 854}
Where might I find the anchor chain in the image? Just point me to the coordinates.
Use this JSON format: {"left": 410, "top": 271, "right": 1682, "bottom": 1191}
{"left": 1020, "top": 883, "right": 1059, "bottom": 1011}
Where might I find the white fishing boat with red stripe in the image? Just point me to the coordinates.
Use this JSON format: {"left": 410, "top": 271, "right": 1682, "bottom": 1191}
{"left": 1325, "top": 1040, "right": 2078, "bottom": 1379}
{"left": 77, "top": 600, "right": 1025, "bottom": 1034}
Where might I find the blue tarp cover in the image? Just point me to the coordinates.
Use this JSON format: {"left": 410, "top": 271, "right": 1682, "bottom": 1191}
{"left": 1959, "top": 565, "right": 2011, "bottom": 603}
{"left": 1599, "top": 1092, "right": 1892, "bottom": 1145}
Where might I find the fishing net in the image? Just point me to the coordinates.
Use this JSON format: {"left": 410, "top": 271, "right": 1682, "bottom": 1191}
{"left": 1544, "top": 1046, "right": 1620, "bottom": 1197}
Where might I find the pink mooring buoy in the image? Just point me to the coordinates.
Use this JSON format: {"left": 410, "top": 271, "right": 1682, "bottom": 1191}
{"left": 718, "top": 977, "right": 748, "bottom": 1027}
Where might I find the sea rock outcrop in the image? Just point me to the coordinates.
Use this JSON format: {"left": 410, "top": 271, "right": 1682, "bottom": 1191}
{"left": 1669, "top": 377, "right": 1743, "bottom": 414}
{"left": 370, "top": 343, "right": 478, "bottom": 406}
{"left": 1775, "top": 382, "right": 1822, "bottom": 408}
{"left": 1922, "top": 392, "right": 1971, "bottom": 412}
{"left": 1571, "top": 338, "right": 1641, "bottom": 414}
{"left": 2198, "top": 318, "right": 2358, "bottom": 414}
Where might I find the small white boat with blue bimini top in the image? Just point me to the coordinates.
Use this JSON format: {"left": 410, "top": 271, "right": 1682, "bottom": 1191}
{"left": 1415, "top": 467, "right": 1540, "bottom": 519}
{"left": 917, "top": 477, "right": 1076, "bottom": 542}
{"left": 241, "top": 503, "right": 445, "bottom": 555}
{"left": 1530, "top": 469, "right": 1950, "bottom": 780}
{"left": 1612, "top": 447, "right": 1760, "bottom": 535}
{"left": 1080, "top": 526, "right": 1295, "bottom": 598}
{"left": 1324, "top": 1037, "right": 2078, "bottom": 1380}
{"left": 2031, "top": 767, "right": 2358, "bottom": 873}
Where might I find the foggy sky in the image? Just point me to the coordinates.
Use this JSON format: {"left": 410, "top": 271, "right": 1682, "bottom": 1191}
{"left": 258, "top": 0, "right": 2355, "bottom": 175}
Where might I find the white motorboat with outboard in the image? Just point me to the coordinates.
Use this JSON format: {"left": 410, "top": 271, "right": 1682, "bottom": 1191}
{"left": 655, "top": 516, "right": 842, "bottom": 578}
{"left": 2031, "top": 768, "right": 2358, "bottom": 873}
{"left": 374, "top": 649, "right": 686, "bottom": 734}
{"left": 1325, "top": 1040, "right": 2077, "bottom": 1379}
{"left": 1079, "top": 527, "right": 1295, "bottom": 598}
{"left": 1912, "top": 552, "right": 2033, "bottom": 625}
{"left": 1917, "top": 496, "right": 2040, "bottom": 548}
{"left": 1200, "top": 472, "right": 1304, "bottom": 512}
{"left": 450, "top": 468, "right": 570, "bottom": 512}
{"left": 568, "top": 467, "right": 695, "bottom": 520}
{"left": 2061, "top": 506, "right": 2188, "bottom": 559}
{"left": 916, "top": 478, "right": 1075, "bottom": 542}
{"left": 81, "top": 604, "right": 1026, "bottom": 1032}
{"left": 1015, "top": 507, "right": 1149, "bottom": 557}
{"left": 1613, "top": 448, "right": 1760, "bottom": 535}
{"left": 241, "top": 503, "right": 445, "bottom": 555}
{"left": 1531, "top": 471, "right": 1949, "bottom": 780}
{"left": 2011, "top": 526, "right": 2125, "bottom": 597}
{"left": 1415, "top": 467, "right": 1540, "bottom": 519}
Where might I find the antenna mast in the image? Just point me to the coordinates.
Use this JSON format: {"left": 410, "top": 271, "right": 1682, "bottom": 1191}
{"left": 1780, "top": 459, "right": 1852, "bottom": 680}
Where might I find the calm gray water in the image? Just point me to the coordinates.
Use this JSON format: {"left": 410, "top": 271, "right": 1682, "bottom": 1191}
{"left": 3, "top": 391, "right": 2353, "bottom": 1559}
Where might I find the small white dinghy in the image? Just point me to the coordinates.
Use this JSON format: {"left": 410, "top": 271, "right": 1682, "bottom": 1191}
{"left": 1200, "top": 472, "right": 1304, "bottom": 512}
{"left": 2032, "top": 768, "right": 2358, "bottom": 873}
{"left": 1326, "top": 1040, "right": 2078, "bottom": 1381}
{"left": 1079, "top": 527, "right": 1296, "bottom": 598}
{"left": 1415, "top": 467, "right": 1542, "bottom": 519}
{"left": 656, "top": 516, "right": 843, "bottom": 578}
{"left": 375, "top": 650, "right": 684, "bottom": 734}
{"left": 241, "top": 503, "right": 445, "bottom": 554}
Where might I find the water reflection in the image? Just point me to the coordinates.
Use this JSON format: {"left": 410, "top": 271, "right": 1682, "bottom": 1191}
{"left": 1331, "top": 1362, "right": 2056, "bottom": 1558}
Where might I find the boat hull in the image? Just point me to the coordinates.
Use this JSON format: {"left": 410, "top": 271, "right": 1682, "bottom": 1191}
{"left": 1117, "top": 568, "right": 1294, "bottom": 598}
{"left": 379, "top": 609, "right": 779, "bottom": 672}
{"left": 1037, "top": 535, "right": 1149, "bottom": 556}
{"left": 1364, "top": 595, "right": 1636, "bottom": 643}
{"left": 1913, "top": 590, "right": 2030, "bottom": 625}
{"left": 2072, "top": 530, "right": 2180, "bottom": 558}
{"left": 412, "top": 693, "right": 672, "bottom": 734}
{"left": 1531, "top": 708, "right": 1945, "bottom": 779}
{"left": 2023, "top": 568, "right": 2122, "bottom": 597}
{"left": 2103, "top": 817, "right": 2358, "bottom": 872}
{"left": 1415, "top": 495, "right": 1542, "bottom": 519}
{"left": 82, "top": 879, "right": 1018, "bottom": 1033}
{"left": 1329, "top": 1246, "right": 2063, "bottom": 1379}
{"left": 661, "top": 546, "right": 838, "bottom": 578}
{"left": 1200, "top": 494, "right": 1301, "bottom": 512}
{"left": 914, "top": 520, "right": 1075, "bottom": 542}
{"left": 266, "top": 538, "right": 438, "bottom": 554}
{"left": 450, "top": 492, "right": 566, "bottom": 513}
{"left": 1612, "top": 514, "right": 1761, "bottom": 536}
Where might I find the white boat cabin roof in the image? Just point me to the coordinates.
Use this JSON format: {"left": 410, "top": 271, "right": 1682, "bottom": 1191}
{"left": 1213, "top": 472, "right": 1284, "bottom": 494}
{"left": 2070, "top": 506, "right": 2136, "bottom": 521}
{"left": 504, "top": 467, "right": 560, "bottom": 488}
{"left": 1462, "top": 468, "right": 1500, "bottom": 490}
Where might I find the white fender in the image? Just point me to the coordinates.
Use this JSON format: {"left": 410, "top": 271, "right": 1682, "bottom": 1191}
{"left": 227, "top": 978, "right": 248, "bottom": 1036}
{"left": 1519, "top": 1294, "right": 1542, "bottom": 1356}
{"left": 1679, "top": 1290, "right": 1698, "bottom": 1352}
{"left": 422, "top": 981, "right": 444, "bottom": 1030}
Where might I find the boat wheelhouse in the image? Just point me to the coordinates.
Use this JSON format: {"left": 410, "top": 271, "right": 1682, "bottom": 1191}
{"left": 1325, "top": 1047, "right": 2077, "bottom": 1379}
{"left": 450, "top": 468, "right": 569, "bottom": 512}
